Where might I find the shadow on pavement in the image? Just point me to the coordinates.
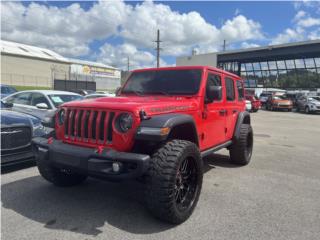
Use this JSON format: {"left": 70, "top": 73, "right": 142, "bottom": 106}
{"left": 203, "top": 153, "right": 242, "bottom": 173}
{"left": 1, "top": 160, "right": 36, "bottom": 174}
{"left": 1, "top": 176, "right": 173, "bottom": 236}
{"left": 2, "top": 153, "right": 240, "bottom": 236}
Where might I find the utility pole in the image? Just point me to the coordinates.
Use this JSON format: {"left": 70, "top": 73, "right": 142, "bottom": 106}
{"left": 154, "top": 29, "right": 162, "bottom": 68}
{"left": 127, "top": 56, "right": 130, "bottom": 71}
{"left": 223, "top": 39, "right": 226, "bottom": 51}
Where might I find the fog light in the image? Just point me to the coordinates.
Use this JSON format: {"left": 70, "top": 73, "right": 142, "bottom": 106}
{"left": 112, "top": 162, "right": 121, "bottom": 173}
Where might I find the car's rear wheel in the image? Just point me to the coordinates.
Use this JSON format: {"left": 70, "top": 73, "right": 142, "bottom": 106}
{"left": 37, "top": 158, "right": 87, "bottom": 187}
{"left": 230, "top": 124, "right": 253, "bottom": 165}
{"left": 145, "top": 140, "right": 203, "bottom": 224}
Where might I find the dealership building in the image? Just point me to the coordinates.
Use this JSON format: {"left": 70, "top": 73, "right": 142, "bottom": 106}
{"left": 177, "top": 40, "right": 320, "bottom": 90}
{"left": 0, "top": 40, "right": 121, "bottom": 91}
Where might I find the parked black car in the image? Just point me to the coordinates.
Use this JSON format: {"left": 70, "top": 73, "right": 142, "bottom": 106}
{"left": 1, "top": 101, "right": 48, "bottom": 166}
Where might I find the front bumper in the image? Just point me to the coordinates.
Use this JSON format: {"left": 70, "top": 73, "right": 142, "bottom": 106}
{"left": 272, "top": 105, "right": 293, "bottom": 109}
{"left": 1, "top": 147, "right": 34, "bottom": 166}
{"left": 32, "top": 137, "right": 150, "bottom": 180}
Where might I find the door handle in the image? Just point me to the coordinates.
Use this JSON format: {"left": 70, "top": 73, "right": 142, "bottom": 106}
{"left": 232, "top": 109, "right": 238, "bottom": 114}
{"left": 219, "top": 109, "right": 227, "bottom": 115}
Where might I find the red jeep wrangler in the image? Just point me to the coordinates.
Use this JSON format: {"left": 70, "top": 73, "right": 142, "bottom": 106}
{"left": 33, "top": 66, "right": 253, "bottom": 224}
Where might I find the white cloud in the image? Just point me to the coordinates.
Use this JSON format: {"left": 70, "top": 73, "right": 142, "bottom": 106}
{"left": 1, "top": 0, "right": 264, "bottom": 67}
{"left": 241, "top": 42, "right": 260, "bottom": 49}
{"left": 272, "top": 7, "right": 320, "bottom": 44}
{"left": 98, "top": 43, "right": 168, "bottom": 70}
{"left": 308, "top": 29, "right": 320, "bottom": 40}
{"left": 1, "top": 1, "right": 129, "bottom": 57}
{"left": 271, "top": 28, "right": 304, "bottom": 45}
{"left": 220, "top": 15, "right": 263, "bottom": 41}
{"left": 293, "top": 10, "right": 307, "bottom": 21}
{"left": 297, "top": 17, "right": 320, "bottom": 28}
{"left": 120, "top": 1, "right": 263, "bottom": 56}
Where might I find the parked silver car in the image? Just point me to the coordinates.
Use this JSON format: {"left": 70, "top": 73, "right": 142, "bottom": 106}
{"left": 297, "top": 96, "right": 320, "bottom": 113}
{"left": 3, "top": 90, "right": 83, "bottom": 125}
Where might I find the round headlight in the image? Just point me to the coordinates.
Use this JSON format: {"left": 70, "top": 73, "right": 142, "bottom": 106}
{"left": 58, "top": 109, "right": 65, "bottom": 125}
{"left": 116, "top": 113, "right": 133, "bottom": 133}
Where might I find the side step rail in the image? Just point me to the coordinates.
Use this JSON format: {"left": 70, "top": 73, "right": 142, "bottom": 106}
{"left": 200, "top": 140, "right": 232, "bottom": 158}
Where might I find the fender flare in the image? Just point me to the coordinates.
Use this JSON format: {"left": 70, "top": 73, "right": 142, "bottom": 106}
{"left": 135, "top": 113, "right": 198, "bottom": 145}
{"left": 233, "top": 111, "right": 251, "bottom": 141}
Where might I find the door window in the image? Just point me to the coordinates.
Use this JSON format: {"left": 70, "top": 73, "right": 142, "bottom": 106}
{"left": 205, "top": 73, "right": 222, "bottom": 102}
{"left": 31, "top": 93, "right": 51, "bottom": 108}
{"left": 6, "top": 92, "right": 31, "bottom": 105}
{"left": 236, "top": 80, "right": 244, "bottom": 101}
{"left": 225, "top": 77, "right": 235, "bottom": 101}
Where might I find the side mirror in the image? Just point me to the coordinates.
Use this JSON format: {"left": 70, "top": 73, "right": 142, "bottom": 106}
{"left": 115, "top": 87, "right": 121, "bottom": 96}
{"left": 206, "top": 85, "right": 222, "bottom": 103}
{"left": 36, "top": 103, "right": 49, "bottom": 109}
{"left": 3, "top": 102, "right": 13, "bottom": 108}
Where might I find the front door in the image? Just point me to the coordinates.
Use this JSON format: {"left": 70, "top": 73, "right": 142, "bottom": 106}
{"left": 202, "top": 71, "right": 226, "bottom": 150}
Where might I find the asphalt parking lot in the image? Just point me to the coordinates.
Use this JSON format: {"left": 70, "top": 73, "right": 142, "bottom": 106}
{"left": 2, "top": 110, "right": 320, "bottom": 240}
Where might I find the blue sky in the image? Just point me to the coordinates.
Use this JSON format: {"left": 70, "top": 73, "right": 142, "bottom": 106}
{"left": 2, "top": 1, "right": 320, "bottom": 69}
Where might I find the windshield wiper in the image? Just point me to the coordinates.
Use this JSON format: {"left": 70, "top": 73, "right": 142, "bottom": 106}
{"left": 122, "top": 90, "right": 144, "bottom": 96}
{"left": 147, "top": 91, "right": 169, "bottom": 96}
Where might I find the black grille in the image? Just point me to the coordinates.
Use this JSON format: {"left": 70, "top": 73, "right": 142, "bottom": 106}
{"left": 1, "top": 127, "right": 32, "bottom": 150}
{"left": 64, "top": 109, "right": 114, "bottom": 143}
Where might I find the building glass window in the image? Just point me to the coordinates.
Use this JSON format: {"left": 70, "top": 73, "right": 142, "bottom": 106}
{"left": 268, "top": 61, "right": 277, "bottom": 70}
{"left": 260, "top": 62, "right": 269, "bottom": 70}
{"left": 277, "top": 60, "right": 286, "bottom": 69}
{"left": 305, "top": 58, "right": 315, "bottom": 68}
{"left": 245, "top": 63, "right": 253, "bottom": 71}
{"left": 295, "top": 59, "right": 305, "bottom": 68}
{"left": 286, "top": 60, "right": 295, "bottom": 69}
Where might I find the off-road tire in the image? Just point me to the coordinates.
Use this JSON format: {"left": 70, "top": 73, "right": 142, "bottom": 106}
{"left": 37, "top": 159, "right": 87, "bottom": 187}
{"left": 145, "top": 140, "right": 203, "bottom": 224}
{"left": 230, "top": 124, "right": 253, "bottom": 165}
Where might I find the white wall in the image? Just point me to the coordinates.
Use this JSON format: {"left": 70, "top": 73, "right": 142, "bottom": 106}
{"left": 176, "top": 53, "right": 218, "bottom": 67}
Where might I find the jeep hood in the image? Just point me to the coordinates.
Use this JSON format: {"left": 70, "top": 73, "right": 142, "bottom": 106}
{"left": 62, "top": 96, "right": 200, "bottom": 116}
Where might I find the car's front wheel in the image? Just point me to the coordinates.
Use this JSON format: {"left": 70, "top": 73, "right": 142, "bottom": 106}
{"left": 305, "top": 106, "right": 310, "bottom": 114}
{"left": 37, "top": 159, "right": 87, "bottom": 187}
{"left": 145, "top": 140, "right": 203, "bottom": 224}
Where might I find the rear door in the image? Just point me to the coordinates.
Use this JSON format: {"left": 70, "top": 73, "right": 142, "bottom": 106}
{"left": 224, "top": 76, "right": 240, "bottom": 140}
{"left": 202, "top": 71, "right": 226, "bottom": 149}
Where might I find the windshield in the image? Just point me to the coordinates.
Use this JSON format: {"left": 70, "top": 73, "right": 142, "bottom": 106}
{"left": 1, "top": 86, "right": 17, "bottom": 94}
{"left": 48, "top": 94, "right": 83, "bottom": 107}
{"left": 121, "top": 69, "right": 202, "bottom": 95}
{"left": 309, "top": 97, "right": 320, "bottom": 101}
{"left": 273, "top": 95, "right": 288, "bottom": 100}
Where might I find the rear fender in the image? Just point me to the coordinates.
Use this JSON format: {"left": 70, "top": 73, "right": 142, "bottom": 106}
{"left": 233, "top": 111, "right": 251, "bottom": 141}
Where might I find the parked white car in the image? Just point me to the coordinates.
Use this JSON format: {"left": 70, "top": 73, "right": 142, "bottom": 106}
{"left": 3, "top": 90, "right": 83, "bottom": 126}
{"left": 84, "top": 93, "right": 115, "bottom": 99}
{"left": 245, "top": 100, "right": 252, "bottom": 112}
{"left": 297, "top": 96, "right": 320, "bottom": 113}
